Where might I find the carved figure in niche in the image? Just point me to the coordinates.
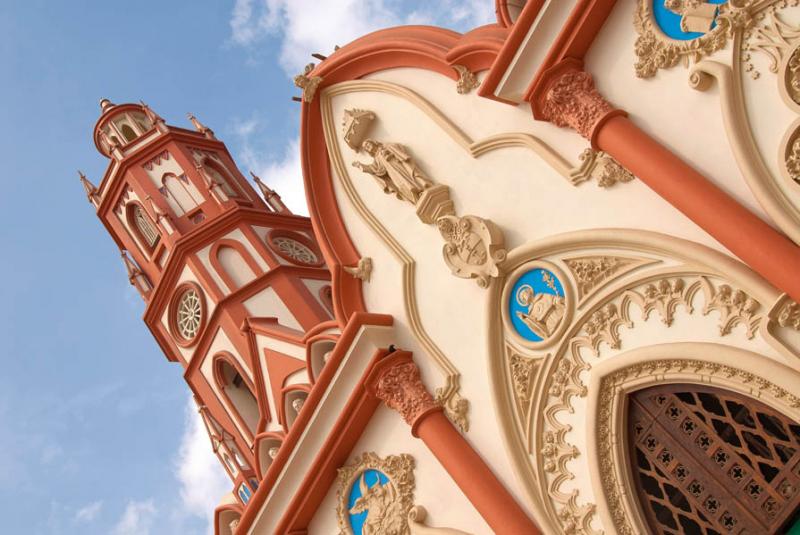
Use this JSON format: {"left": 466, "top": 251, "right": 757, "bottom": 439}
{"left": 353, "top": 140, "right": 433, "bottom": 205}
{"left": 349, "top": 472, "right": 405, "bottom": 535}
{"left": 515, "top": 285, "right": 566, "bottom": 340}
{"left": 292, "top": 397, "right": 305, "bottom": 414}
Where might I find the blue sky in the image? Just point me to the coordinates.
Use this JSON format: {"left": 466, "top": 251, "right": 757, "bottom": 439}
{"left": 0, "top": 1, "right": 493, "bottom": 533}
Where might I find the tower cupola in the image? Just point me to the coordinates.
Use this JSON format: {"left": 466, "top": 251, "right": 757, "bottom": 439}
{"left": 93, "top": 99, "right": 158, "bottom": 158}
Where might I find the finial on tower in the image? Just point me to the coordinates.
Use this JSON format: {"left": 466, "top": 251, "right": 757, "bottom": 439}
{"left": 121, "top": 249, "right": 152, "bottom": 297}
{"left": 78, "top": 170, "right": 99, "bottom": 205}
{"left": 140, "top": 100, "right": 165, "bottom": 126}
{"left": 187, "top": 113, "right": 215, "bottom": 139}
{"left": 250, "top": 171, "right": 291, "bottom": 214}
{"left": 99, "top": 98, "right": 115, "bottom": 112}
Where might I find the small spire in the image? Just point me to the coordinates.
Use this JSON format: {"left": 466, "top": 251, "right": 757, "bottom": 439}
{"left": 186, "top": 113, "right": 214, "bottom": 139}
{"left": 78, "top": 170, "right": 98, "bottom": 204}
{"left": 99, "top": 98, "right": 115, "bottom": 112}
{"left": 250, "top": 171, "right": 274, "bottom": 197}
{"left": 139, "top": 100, "right": 165, "bottom": 124}
{"left": 250, "top": 171, "right": 290, "bottom": 214}
{"left": 121, "top": 249, "right": 152, "bottom": 297}
{"left": 120, "top": 250, "right": 141, "bottom": 279}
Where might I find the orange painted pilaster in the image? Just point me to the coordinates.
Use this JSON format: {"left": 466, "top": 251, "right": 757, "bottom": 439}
{"left": 366, "top": 351, "right": 541, "bottom": 535}
{"left": 533, "top": 64, "right": 800, "bottom": 303}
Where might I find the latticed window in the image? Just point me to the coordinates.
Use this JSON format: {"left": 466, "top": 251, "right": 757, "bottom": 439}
{"left": 170, "top": 284, "right": 204, "bottom": 344}
{"left": 273, "top": 236, "right": 317, "bottom": 265}
{"left": 627, "top": 384, "right": 800, "bottom": 534}
{"left": 129, "top": 203, "right": 159, "bottom": 249}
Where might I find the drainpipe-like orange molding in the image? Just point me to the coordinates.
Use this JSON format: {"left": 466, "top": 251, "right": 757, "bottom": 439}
{"left": 365, "top": 350, "right": 542, "bottom": 535}
{"left": 533, "top": 62, "right": 800, "bottom": 304}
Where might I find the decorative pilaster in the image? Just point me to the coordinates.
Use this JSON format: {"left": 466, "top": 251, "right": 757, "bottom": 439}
{"left": 365, "top": 351, "right": 441, "bottom": 436}
{"left": 537, "top": 66, "right": 625, "bottom": 145}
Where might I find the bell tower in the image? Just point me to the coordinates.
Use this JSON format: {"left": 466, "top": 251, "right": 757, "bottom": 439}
{"left": 82, "top": 99, "right": 334, "bottom": 507}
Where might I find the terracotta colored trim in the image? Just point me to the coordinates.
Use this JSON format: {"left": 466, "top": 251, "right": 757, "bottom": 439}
{"left": 595, "top": 114, "right": 800, "bottom": 303}
{"left": 301, "top": 319, "right": 340, "bottom": 343}
{"left": 495, "top": 0, "right": 515, "bottom": 27}
{"left": 478, "top": 0, "right": 547, "bottom": 103}
{"left": 211, "top": 351, "right": 260, "bottom": 442}
{"left": 444, "top": 24, "right": 509, "bottom": 73}
{"left": 366, "top": 351, "right": 541, "bottom": 535}
{"left": 304, "top": 333, "right": 339, "bottom": 384}
{"left": 210, "top": 238, "right": 263, "bottom": 292}
{"left": 234, "top": 312, "right": 393, "bottom": 532}
{"left": 278, "top": 383, "right": 312, "bottom": 433}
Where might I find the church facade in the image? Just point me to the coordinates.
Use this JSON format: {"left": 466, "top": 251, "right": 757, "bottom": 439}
{"left": 83, "top": 1, "right": 800, "bottom": 534}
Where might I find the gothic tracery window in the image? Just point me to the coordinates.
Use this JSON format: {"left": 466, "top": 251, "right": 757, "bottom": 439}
{"left": 627, "top": 384, "right": 800, "bottom": 534}
{"left": 266, "top": 230, "right": 321, "bottom": 266}
{"left": 169, "top": 283, "right": 205, "bottom": 346}
{"left": 127, "top": 203, "right": 159, "bottom": 250}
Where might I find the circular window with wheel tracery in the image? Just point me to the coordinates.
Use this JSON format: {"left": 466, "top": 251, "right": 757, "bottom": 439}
{"left": 266, "top": 230, "right": 323, "bottom": 267}
{"left": 169, "top": 283, "right": 205, "bottom": 346}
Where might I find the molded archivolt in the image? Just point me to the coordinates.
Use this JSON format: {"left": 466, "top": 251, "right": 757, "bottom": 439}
{"left": 487, "top": 229, "right": 800, "bottom": 534}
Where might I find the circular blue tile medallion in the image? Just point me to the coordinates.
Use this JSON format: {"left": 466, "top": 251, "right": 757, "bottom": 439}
{"left": 508, "top": 268, "right": 567, "bottom": 343}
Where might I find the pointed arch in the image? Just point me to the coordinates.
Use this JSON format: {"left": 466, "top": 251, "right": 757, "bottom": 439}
{"left": 279, "top": 383, "right": 311, "bottom": 433}
{"left": 212, "top": 352, "right": 260, "bottom": 440}
{"left": 125, "top": 201, "right": 159, "bottom": 252}
{"left": 161, "top": 172, "right": 201, "bottom": 216}
{"left": 201, "top": 156, "right": 246, "bottom": 200}
{"left": 209, "top": 238, "right": 262, "bottom": 292}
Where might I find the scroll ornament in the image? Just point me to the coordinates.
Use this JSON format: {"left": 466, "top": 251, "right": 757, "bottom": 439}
{"left": 344, "top": 108, "right": 506, "bottom": 287}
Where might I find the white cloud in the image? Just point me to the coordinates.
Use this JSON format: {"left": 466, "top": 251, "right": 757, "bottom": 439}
{"left": 74, "top": 500, "right": 103, "bottom": 523}
{"left": 230, "top": 0, "right": 495, "bottom": 75}
{"left": 241, "top": 133, "right": 308, "bottom": 216}
{"left": 112, "top": 500, "right": 157, "bottom": 535}
{"left": 173, "top": 396, "right": 230, "bottom": 534}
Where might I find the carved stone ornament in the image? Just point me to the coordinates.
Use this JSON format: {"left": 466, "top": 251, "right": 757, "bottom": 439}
{"left": 564, "top": 255, "right": 654, "bottom": 304}
{"left": 634, "top": 0, "right": 756, "bottom": 78}
{"left": 294, "top": 63, "right": 322, "bottom": 102}
{"left": 569, "top": 148, "right": 635, "bottom": 188}
{"left": 540, "top": 70, "right": 619, "bottom": 140}
{"left": 741, "top": 3, "right": 800, "bottom": 81}
{"left": 342, "top": 109, "right": 377, "bottom": 151}
{"left": 777, "top": 299, "right": 800, "bottom": 330}
{"left": 345, "top": 110, "right": 506, "bottom": 288}
{"left": 407, "top": 506, "right": 474, "bottom": 535}
{"left": 336, "top": 452, "right": 416, "bottom": 535}
{"left": 368, "top": 356, "right": 441, "bottom": 429}
{"left": 452, "top": 65, "right": 479, "bottom": 94}
{"left": 437, "top": 215, "right": 506, "bottom": 288}
{"left": 344, "top": 256, "right": 373, "bottom": 282}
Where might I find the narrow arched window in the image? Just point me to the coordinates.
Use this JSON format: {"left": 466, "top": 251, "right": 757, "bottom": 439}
{"left": 162, "top": 173, "right": 200, "bottom": 215}
{"left": 627, "top": 384, "right": 800, "bottom": 534}
{"left": 120, "top": 124, "right": 137, "bottom": 143}
{"left": 127, "top": 203, "right": 159, "bottom": 250}
{"left": 214, "top": 356, "right": 259, "bottom": 436}
{"left": 203, "top": 159, "right": 241, "bottom": 198}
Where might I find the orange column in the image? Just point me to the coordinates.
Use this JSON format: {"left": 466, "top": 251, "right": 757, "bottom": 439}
{"left": 365, "top": 351, "right": 541, "bottom": 535}
{"left": 534, "top": 65, "right": 800, "bottom": 303}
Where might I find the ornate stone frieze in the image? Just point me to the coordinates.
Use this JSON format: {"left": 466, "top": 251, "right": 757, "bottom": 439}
{"left": 336, "top": 452, "right": 415, "bottom": 535}
{"left": 701, "top": 277, "right": 761, "bottom": 338}
{"left": 778, "top": 299, "right": 800, "bottom": 329}
{"left": 577, "top": 303, "right": 631, "bottom": 356}
{"left": 540, "top": 70, "right": 617, "bottom": 140}
{"left": 509, "top": 350, "right": 538, "bottom": 403}
{"left": 623, "top": 278, "right": 695, "bottom": 326}
{"left": 741, "top": 4, "right": 800, "bottom": 80}
{"left": 369, "top": 357, "right": 441, "bottom": 428}
{"left": 452, "top": 65, "right": 479, "bottom": 94}
{"left": 563, "top": 255, "right": 654, "bottom": 304}
{"left": 345, "top": 109, "right": 506, "bottom": 288}
{"left": 294, "top": 63, "right": 322, "bottom": 102}
{"left": 634, "top": 0, "right": 756, "bottom": 78}
{"left": 569, "top": 149, "right": 635, "bottom": 188}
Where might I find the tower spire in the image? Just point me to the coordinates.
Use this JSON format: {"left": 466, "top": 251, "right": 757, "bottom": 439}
{"left": 140, "top": 100, "right": 167, "bottom": 133}
{"left": 121, "top": 249, "right": 152, "bottom": 297}
{"left": 250, "top": 171, "right": 291, "bottom": 214}
{"left": 78, "top": 170, "right": 99, "bottom": 206}
{"left": 187, "top": 113, "right": 215, "bottom": 139}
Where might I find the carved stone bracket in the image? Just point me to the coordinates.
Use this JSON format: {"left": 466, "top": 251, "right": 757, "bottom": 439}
{"left": 366, "top": 351, "right": 442, "bottom": 435}
{"left": 569, "top": 149, "right": 635, "bottom": 188}
{"left": 343, "top": 257, "right": 372, "bottom": 282}
{"left": 294, "top": 63, "right": 323, "bottom": 102}
{"left": 452, "top": 65, "right": 479, "bottom": 94}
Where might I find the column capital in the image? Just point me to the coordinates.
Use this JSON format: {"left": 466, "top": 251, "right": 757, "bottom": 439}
{"left": 531, "top": 60, "right": 626, "bottom": 147}
{"left": 365, "top": 350, "right": 442, "bottom": 436}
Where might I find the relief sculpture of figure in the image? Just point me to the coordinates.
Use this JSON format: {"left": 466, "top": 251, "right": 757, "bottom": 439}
{"left": 353, "top": 139, "right": 433, "bottom": 205}
{"left": 515, "top": 285, "right": 566, "bottom": 339}
{"left": 348, "top": 473, "right": 406, "bottom": 535}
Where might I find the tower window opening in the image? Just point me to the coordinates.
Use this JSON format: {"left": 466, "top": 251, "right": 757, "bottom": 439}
{"left": 127, "top": 203, "right": 159, "bottom": 250}
{"left": 215, "top": 356, "right": 259, "bottom": 436}
{"left": 120, "top": 123, "right": 137, "bottom": 143}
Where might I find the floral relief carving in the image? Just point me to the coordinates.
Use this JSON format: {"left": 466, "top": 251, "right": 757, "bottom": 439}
{"left": 569, "top": 149, "right": 635, "bottom": 188}
{"left": 622, "top": 278, "right": 697, "bottom": 326}
{"left": 452, "top": 65, "right": 479, "bottom": 94}
{"left": 777, "top": 299, "right": 800, "bottom": 329}
{"left": 540, "top": 70, "right": 617, "bottom": 140}
{"left": 336, "top": 452, "right": 415, "bottom": 535}
{"left": 700, "top": 276, "right": 762, "bottom": 338}
{"left": 563, "top": 255, "right": 656, "bottom": 304}
{"left": 596, "top": 359, "right": 800, "bottom": 535}
{"left": 509, "top": 350, "right": 538, "bottom": 403}
{"left": 576, "top": 304, "right": 631, "bottom": 356}
{"left": 344, "top": 109, "right": 506, "bottom": 288}
{"left": 433, "top": 388, "right": 469, "bottom": 433}
{"left": 370, "top": 360, "right": 440, "bottom": 428}
{"left": 634, "top": 0, "right": 756, "bottom": 78}
{"left": 741, "top": 4, "right": 800, "bottom": 80}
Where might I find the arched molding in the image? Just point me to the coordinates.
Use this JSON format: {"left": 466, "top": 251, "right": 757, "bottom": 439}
{"left": 214, "top": 501, "right": 243, "bottom": 535}
{"left": 200, "top": 155, "right": 248, "bottom": 201}
{"left": 265, "top": 229, "right": 324, "bottom": 267}
{"left": 210, "top": 238, "right": 262, "bottom": 292}
{"left": 254, "top": 430, "right": 285, "bottom": 480}
{"left": 585, "top": 343, "right": 800, "bottom": 535}
{"left": 279, "top": 383, "right": 311, "bottom": 433}
{"left": 487, "top": 229, "right": 799, "bottom": 534}
{"left": 212, "top": 351, "right": 261, "bottom": 440}
{"left": 161, "top": 171, "right": 202, "bottom": 216}
{"left": 304, "top": 333, "right": 338, "bottom": 383}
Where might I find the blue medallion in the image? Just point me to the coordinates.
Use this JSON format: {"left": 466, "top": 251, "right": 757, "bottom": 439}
{"left": 653, "top": 0, "right": 727, "bottom": 40}
{"left": 347, "top": 469, "right": 391, "bottom": 535}
{"left": 509, "top": 268, "right": 566, "bottom": 342}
